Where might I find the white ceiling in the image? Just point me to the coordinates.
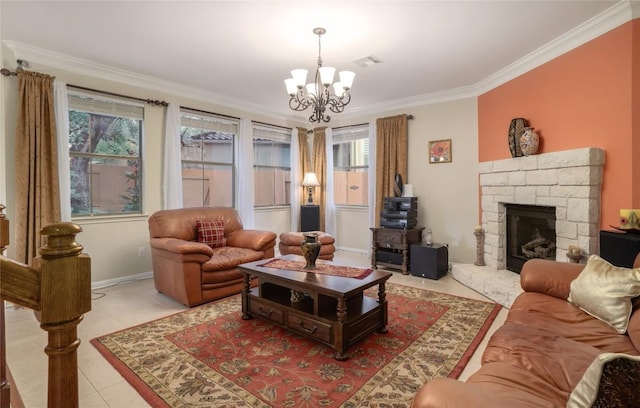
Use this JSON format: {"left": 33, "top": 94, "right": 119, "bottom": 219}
{"left": 0, "top": 1, "right": 628, "bottom": 123}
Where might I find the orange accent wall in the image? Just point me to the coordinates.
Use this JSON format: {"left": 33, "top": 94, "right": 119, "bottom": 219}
{"left": 478, "top": 20, "right": 638, "bottom": 229}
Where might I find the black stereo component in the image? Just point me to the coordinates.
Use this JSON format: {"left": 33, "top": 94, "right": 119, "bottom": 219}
{"left": 381, "top": 209, "right": 418, "bottom": 219}
{"left": 380, "top": 218, "right": 418, "bottom": 229}
{"left": 376, "top": 249, "right": 403, "bottom": 265}
{"left": 383, "top": 196, "right": 417, "bottom": 211}
{"left": 382, "top": 197, "right": 418, "bottom": 229}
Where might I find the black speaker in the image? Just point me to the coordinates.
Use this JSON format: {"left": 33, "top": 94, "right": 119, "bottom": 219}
{"left": 301, "top": 205, "right": 320, "bottom": 232}
{"left": 410, "top": 243, "right": 448, "bottom": 280}
{"left": 376, "top": 249, "right": 403, "bottom": 265}
{"left": 600, "top": 230, "right": 640, "bottom": 268}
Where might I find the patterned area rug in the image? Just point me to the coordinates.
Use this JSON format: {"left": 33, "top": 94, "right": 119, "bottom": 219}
{"left": 92, "top": 284, "right": 500, "bottom": 407}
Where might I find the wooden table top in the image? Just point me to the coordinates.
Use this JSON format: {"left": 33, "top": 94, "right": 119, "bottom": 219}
{"left": 239, "top": 254, "right": 392, "bottom": 297}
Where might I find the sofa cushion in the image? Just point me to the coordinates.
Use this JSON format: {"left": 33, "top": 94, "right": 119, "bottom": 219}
{"left": 568, "top": 254, "right": 640, "bottom": 334}
{"left": 201, "top": 246, "right": 264, "bottom": 273}
{"left": 196, "top": 219, "right": 226, "bottom": 248}
{"left": 567, "top": 353, "right": 640, "bottom": 408}
{"left": 507, "top": 292, "right": 639, "bottom": 354}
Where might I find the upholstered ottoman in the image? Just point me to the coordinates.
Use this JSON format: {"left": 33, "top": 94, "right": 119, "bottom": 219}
{"left": 278, "top": 231, "right": 336, "bottom": 261}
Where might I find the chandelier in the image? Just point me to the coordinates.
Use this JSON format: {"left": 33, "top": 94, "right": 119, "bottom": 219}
{"left": 285, "top": 27, "right": 355, "bottom": 123}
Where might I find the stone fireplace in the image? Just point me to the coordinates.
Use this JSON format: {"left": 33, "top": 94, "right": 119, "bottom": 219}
{"left": 452, "top": 147, "right": 605, "bottom": 308}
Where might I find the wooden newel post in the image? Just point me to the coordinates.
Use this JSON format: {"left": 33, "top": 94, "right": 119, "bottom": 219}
{"left": 33, "top": 223, "right": 91, "bottom": 408}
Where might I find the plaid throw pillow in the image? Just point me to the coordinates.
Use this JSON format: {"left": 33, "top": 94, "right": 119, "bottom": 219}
{"left": 196, "top": 220, "right": 226, "bottom": 248}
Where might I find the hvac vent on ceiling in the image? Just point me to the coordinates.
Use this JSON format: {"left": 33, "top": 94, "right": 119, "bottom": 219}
{"left": 353, "top": 55, "right": 383, "bottom": 67}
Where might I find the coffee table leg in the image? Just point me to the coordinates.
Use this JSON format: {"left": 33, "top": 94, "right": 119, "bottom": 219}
{"left": 241, "top": 273, "right": 252, "bottom": 320}
{"left": 335, "top": 297, "right": 349, "bottom": 361}
{"left": 377, "top": 282, "right": 388, "bottom": 333}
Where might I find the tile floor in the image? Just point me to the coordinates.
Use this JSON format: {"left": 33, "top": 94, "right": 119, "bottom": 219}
{"left": 4, "top": 251, "right": 508, "bottom": 407}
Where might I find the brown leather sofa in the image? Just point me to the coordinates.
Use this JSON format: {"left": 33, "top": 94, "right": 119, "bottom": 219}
{"left": 148, "top": 207, "right": 276, "bottom": 307}
{"left": 411, "top": 253, "right": 640, "bottom": 408}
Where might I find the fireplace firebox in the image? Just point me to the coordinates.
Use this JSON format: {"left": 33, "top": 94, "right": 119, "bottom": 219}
{"left": 506, "top": 204, "right": 556, "bottom": 273}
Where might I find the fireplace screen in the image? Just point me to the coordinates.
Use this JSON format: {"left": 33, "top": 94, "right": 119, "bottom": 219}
{"left": 506, "top": 204, "right": 556, "bottom": 273}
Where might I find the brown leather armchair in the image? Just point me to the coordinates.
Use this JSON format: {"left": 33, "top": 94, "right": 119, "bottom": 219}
{"left": 148, "top": 207, "right": 276, "bottom": 307}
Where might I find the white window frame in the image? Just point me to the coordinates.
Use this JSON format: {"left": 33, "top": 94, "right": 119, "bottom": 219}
{"left": 180, "top": 109, "right": 238, "bottom": 208}
{"left": 253, "top": 124, "right": 292, "bottom": 208}
{"left": 332, "top": 124, "right": 369, "bottom": 207}
{"left": 68, "top": 91, "right": 144, "bottom": 217}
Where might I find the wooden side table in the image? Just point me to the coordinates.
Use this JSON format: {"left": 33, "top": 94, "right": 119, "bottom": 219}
{"left": 370, "top": 227, "right": 424, "bottom": 274}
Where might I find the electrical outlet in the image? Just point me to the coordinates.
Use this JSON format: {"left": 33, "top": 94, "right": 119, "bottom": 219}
{"left": 138, "top": 247, "right": 146, "bottom": 257}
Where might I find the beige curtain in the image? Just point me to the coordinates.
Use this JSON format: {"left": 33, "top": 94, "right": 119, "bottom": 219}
{"left": 375, "top": 114, "right": 408, "bottom": 226}
{"left": 298, "top": 127, "right": 310, "bottom": 206}
{"left": 14, "top": 71, "right": 61, "bottom": 264}
{"left": 312, "top": 127, "right": 327, "bottom": 231}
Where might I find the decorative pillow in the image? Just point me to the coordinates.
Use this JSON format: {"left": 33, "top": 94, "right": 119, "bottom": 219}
{"left": 568, "top": 254, "right": 640, "bottom": 334}
{"left": 567, "top": 353, "right": 640, "bottom": 408}
{"left": 195, "top": 220, "right": 226, "bottom": 248}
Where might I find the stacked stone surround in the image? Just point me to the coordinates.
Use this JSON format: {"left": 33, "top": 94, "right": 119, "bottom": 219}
{"left": 479, "top": 147, "right": 605, "bottom": 269}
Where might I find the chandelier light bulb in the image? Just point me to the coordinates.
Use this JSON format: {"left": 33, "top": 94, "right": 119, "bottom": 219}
{"left": 306, "top": 83, "right": 318, "bottom": 98}
{"left": 318, "top": 66, "right": 336, "bottom": 86}
{"left": 339, "top": 71, "right": 355, "bottom": 90}
{"left": 332, "top": 82, "right": 344, "bottom": 97}
{"left": 291, "top": 69, "right": 308, "bottom": 87}
{"left": 284, "top": 78, "right": 298, "bottom": 96}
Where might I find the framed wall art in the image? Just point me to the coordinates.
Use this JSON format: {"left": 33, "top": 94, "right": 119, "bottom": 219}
{"left": 428, "top": 139, "right": 452, "bottom": 163}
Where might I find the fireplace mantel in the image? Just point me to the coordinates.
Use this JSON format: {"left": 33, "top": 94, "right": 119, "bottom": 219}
{"left": 478, "top": 147, "right": 605, "bottom": 269}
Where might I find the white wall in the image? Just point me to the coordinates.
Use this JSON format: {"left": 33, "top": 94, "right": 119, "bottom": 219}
{"left": 331, "top": 98, "right": 480, "bottom": 264}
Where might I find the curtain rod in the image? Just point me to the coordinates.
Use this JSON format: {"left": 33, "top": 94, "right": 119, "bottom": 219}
{"left": 180, "top": 106, "right": 240, "bottom": 121}
{"left": 326, "top": 115, "right": 415, "bottom": 131}
{"left": 68, "top": 84, "right": 168, "bottom": 107}
{"left": 252, "top": 120, "right": 292, "bottom": 131}
{"left": 0, "top": 68, "right": 18, "bottom": 77}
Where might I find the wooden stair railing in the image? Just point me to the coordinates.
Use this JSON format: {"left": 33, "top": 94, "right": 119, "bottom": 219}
{"left": 0, "top": 215, "right": 91, "bottom": 408}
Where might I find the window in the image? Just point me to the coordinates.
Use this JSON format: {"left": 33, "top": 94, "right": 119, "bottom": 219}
{"left": 253, "top": 125, "right": 291, "bottom": 206}
{"left": 180, "top": 110, "right": 237, "bottom": 208}
{"left": 333, "top": 125, "right": 369, "bottom": 206}
{"left": 68, "top": 93, "right": 144, "bottom": 216}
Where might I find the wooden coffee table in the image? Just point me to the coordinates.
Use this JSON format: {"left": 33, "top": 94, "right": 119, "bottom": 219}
{"left": 239, "top": 255, "right": 392, "bottom": 360}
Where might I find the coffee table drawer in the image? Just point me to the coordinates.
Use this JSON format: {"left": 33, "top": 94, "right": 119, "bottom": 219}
{"left": 249, "top": 298, "right": 284, "bottom": 325}
{"left": 287, "top": 312, "right": 332, "bottom": 343}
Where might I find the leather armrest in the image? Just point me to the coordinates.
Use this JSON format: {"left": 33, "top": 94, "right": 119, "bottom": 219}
{"left": 520, "top": 259, "right": 584, "bottom": 300}
{"left": 411, "top": 378, "right": 517, "bottom": 408}
{"left": 150, "top": 237, "right": 214, "bottom": 257}
{"left": 227, "top": 229, "right": 277, "bottom": 252}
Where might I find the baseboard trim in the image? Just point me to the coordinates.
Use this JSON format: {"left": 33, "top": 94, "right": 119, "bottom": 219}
{"left": 92, "top": 271, "right": 153, "bottom": 290}
{"left": 336, "top": 247, "right": 369, "bottom": 255}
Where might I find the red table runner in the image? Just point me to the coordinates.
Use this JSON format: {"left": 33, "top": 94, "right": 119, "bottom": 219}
{"left": 258, "top": 259, "right": 374, "bottom": 280}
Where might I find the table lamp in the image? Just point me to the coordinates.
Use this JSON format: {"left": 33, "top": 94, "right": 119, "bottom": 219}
{"left": 302, "top": 172, "right": 320, "bottom": 204}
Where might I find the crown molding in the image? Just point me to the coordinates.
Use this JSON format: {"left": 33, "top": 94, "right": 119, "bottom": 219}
{"left": 473, "top": 0, "right": 636, "bottom": 96}
{"left": 2, "top": 40, "right": 290, "bottom": 122}
{"left": 350, "top": 0, "right": 636, "bottom": 114}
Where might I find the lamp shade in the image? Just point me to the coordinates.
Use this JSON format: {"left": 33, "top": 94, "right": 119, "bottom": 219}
{"left": 284, "top": 78, "right": 298, "bottom": 95}
{"left": 302, "top": 172, "right": 320, "bottom": 187}
{"left": 291, "top": 69, "right": 308, "bottom": 87}
{"left": 339, "top": 71, "right": 356, "bottom": 90}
